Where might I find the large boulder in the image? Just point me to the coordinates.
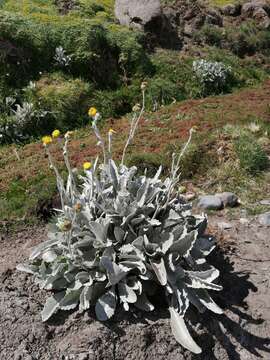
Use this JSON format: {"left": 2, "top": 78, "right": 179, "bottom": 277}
{"left": 115, "top": 0, "right": 162, "bottom": 30}
{"left": 253, "top": 7, "right": 270, "bottom": 27}
{"left": 197, "top": 195, "right": 223, "bottom": 210}
{"left": 221, "top": 4, "right": 242, "bottom": 16}
{"left": 242, "top": 0, "right": 270, "bottom": 28}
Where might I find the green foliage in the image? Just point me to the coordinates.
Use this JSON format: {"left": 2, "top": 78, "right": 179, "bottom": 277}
{"left": 234, "top": 133, "right": 269, "bottom": 174}
{"left": 25, "top": 73, "right": 92, "bottom": 132}
{"left": 195, "top": 21, "right": 270, "bottom": 58}
{"left": 0, "top": 173, "right": 56, "bottom": 221}
{"left": 193, "top": 25, "right": 224, "bottom": 47}
{"left": 0, "top": 10, "right": 149, "bottom": 90}
{"left": 126, "top": 152, "right": 170, "bottom": 176}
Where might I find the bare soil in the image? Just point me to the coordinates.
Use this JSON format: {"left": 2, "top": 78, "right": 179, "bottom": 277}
{"left": 0, "top": 214, "right": 270, "bottom": 360}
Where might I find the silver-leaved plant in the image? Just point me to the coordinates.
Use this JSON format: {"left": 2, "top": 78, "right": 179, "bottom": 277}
{"left": 17, "top": 84, "right": 222, "bottom": 354}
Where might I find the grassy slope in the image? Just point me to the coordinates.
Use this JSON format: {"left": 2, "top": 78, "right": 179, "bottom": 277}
{"left": 1, "top": 80, "right": 270, "bottom": 226}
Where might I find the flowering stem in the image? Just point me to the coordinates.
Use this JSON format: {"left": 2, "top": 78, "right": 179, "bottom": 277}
{"left": 164, "top": 128, "right": 194, "bottom": 207}
{"left": 63, "top": 138, "right": 77, "bottom": 202}
{"left": 121, "top": 90, "right": 145, "bottom": 166}
{"left": 45, "top": 146, "right": 65, "bottom": 209}
{"left": 92, "top": 123, "right": 107, "bottom": 165}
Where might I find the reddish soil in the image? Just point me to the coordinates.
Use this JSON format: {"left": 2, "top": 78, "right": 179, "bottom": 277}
{"left": 0, "top": 214, "right": 270, "bottom": 359}
{"left": 1, "top": 80, "right": 270, "bottom": 195}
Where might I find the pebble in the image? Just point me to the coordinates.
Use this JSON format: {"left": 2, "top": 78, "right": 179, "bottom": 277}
{"left": 259, "top": 199, "right": 270, "bottom": 206}
{"left": 197, "top": 195, "right": 223, "bottom": 210}
{"left": 258, "top": 212, "right": 270, "bottom": 226}
{"left": 215, "top": 192, "right": 239, "bottom": 207}
{"left": 217, "top": 222, "right": 233, "bottom": 230}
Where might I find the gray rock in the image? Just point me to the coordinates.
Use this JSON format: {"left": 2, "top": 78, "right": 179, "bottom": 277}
{"left": 216, "top": 192, "right": 239, "bottom": 208}
{"left": 197, "top": 195, "right": 223, "bottom": 210}
{"left": 258, "top": 212, "right": 270, "bottom": 226}
{"left": 78, "top": 353, "right": 89, "bottom": 360}
{"left": 242, "top": 0, "right": 270, "bottom": 18}
{"left": 253, "top": 7, "right": 270, "bottom": 28}
{"left": 222, "top": 4, "right": 242, "bottom": 16}
{"left": 115, "top": 0, "right": 161, "bottom": 30}
{"left": 259, "top": 199, "right": 270, "bottom": 206}
{"left": 205, "top": 9, "right": 223, "bottom": 26}
{"left": 217, "top": 222, "right": 233, "bottom": 230}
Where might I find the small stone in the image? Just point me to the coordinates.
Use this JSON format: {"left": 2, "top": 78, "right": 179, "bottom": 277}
{"left": 197, "top": 195, "right": 223, "bottom": 210}
{"left": 240, "top": 218, "right": 250, "bottom": 225}
{"left": 184, "top": 192, "right": 196, "bottom": 201}
{"left": 78, "top": 353, "right": 89, "bottom": 360}
{"left": 258, "top": 212, "right": 270, "bottom": 226}
{"left": 222, "top": 4, "right": 242, "bottom": 16}
{"left": 217, "top": 222, "right": 233, "bottom": 230}
{"left": 259, "top": 199, "right": 270, "bottom": 206}
{"left": 216, "top": 192, "right": 239, "bottom": 208}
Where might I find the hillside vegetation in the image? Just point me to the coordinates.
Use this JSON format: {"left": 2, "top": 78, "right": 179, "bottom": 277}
{"left": 0, "top": 0, "right": 270, "bottom": 228}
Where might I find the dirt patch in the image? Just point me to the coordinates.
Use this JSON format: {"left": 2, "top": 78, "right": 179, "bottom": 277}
{"left": 0, "top": 215, "right": 270, "bottom": 359}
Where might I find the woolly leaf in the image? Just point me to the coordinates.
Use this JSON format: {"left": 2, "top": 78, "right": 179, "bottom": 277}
{"left": 150, "top": 258, "right": 167, "bottom": 286}
{"left": 41, "top": 292, "right": 65, "bottom": 322}
{"left": 169, "top": 307, "right": 202, "bottom": 354}
{"left": 60, "top": 289, "right": 82, "bottom": 310}
{"left": 95, "top": 288, "right": 116, "bottom": 321}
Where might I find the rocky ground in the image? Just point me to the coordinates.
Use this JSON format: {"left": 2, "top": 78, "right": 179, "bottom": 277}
{"left": 1, "top": 211, "right": 270, "bottom": 360}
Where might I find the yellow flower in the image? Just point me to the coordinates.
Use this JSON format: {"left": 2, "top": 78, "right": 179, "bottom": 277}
{"left": 83, "top": 162, "right": 92, "bottom": 170}
{"left": 52, "top": 129, "right": 60, "bottom": 138}
{"left": 42, "top": 135, "right": 52, "bottom": 146}
{"left": 108, "top": 128, "right": 116, "bottom": 134}
{"left": 88, "top": 107, "right": 97, "bottom": 117}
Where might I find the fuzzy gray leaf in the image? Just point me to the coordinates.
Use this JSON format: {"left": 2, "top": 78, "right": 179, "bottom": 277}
{"left": 95, "top": 288, "right": 116, "bottom": 321}
{"left": 100, "top": 256, "right": 129, "bottom": 285}
{"left": 118, "top": 282, "right": 137, "bottom": 304}
{"left": 150, "top": 258, "right": 167, "bottom": 286}
{"left": 60, "top": 289, "right": 82, "bottom": 310}
{"left": 169, "top": 307, "right": 202, "bottom": 354}
{"left": 41, "top": 292, "right": 65, "bottom": 322}
{"left": 79, "top": 285, "right": 93, "bottom": 311}
{"left": 134, "top": 293, "right": 154, "bottom": 312}
{"left": 170, "top": 230, "right": 198, "bottom": 257}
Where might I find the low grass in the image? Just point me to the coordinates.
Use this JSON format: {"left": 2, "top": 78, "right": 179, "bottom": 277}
{"left": 1, "top": 80, "right": 270, "bottom": 228}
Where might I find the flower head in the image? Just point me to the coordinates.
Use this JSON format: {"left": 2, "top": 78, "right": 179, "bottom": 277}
{"left": 74, "top": 202, "right": 82, "bottom": 212}
{"left": 88, "top": 107, "right": 97, "bottom": 118}
{"left": 52, "top": 129, "right": 61, "bottom": 138}
{"left": 64, "top": 131, "right": 74, "bottom": 139}
{"left": 42, "top": 135, "right": 52, "bottom": 146}
{"left": 132, "top": 103, "right": 141, "bottom": 112}
{"left": 57, "top": 218, "right": 72, "bottom": 232}
{"left": 83, "top": 162, "right": 92, "bottom": 171}
{"left": 141, "top": 81, "right": 148, "bottom": 91}
{"left": 108, "top": 128, "right": 116, "bottom": 134}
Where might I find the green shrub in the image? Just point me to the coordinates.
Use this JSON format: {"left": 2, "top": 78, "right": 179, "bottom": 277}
{"left": 0, "top": 10, "right": 150, "bottom": 90}
{"left": 91, "top": 87, "right": 136, "bottom": 119}
{"left": 193, "top": 25, "right": 224, "bottom": 47}
{"left": 24, "top": 73, "right": 92, "bottom": 132}
{"left": 234, "top": 134, "right": 269, "bottom": 174}
{"left": 226, "top": 21, "right": 270, "bottom": 57}
{"left": 145, "top": 77, "right": 181, "bottom": 110}
{"left": 126, "top": 152, "right": 170, "bottom": 177}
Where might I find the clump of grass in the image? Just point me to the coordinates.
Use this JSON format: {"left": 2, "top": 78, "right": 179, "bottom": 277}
{"left": 234, "top": 133, "right": 269, "bottom": 174}
{"left": 126, "top": 152, "right": 170, "bottom": 177}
